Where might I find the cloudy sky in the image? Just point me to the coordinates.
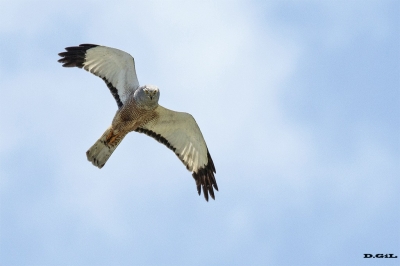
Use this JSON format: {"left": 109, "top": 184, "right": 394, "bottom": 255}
{"left": 1, "top": 1, "right": 399, "bottom": 265}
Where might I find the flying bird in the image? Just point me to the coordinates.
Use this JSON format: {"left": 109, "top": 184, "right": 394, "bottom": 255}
{"left": 58, "top": 44, "right": 218, "bottom": 201}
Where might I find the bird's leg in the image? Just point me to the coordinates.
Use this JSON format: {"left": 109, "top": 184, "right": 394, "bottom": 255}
{"left": 105, "top": 129, "right": 115, "bottom": 143}
{"left": 104, "top": 128, "right": 124, "bottom": 147}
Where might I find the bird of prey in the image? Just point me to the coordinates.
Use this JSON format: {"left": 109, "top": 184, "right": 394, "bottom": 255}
{"left": 58, "top": 44, "right": 218, "bottom": 201}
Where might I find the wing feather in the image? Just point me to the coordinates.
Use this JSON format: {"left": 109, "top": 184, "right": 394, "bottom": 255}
{"left": 58, "top": 44, "right": 139, "bottom": 108}
{"left": 135, "top": 106, "right": 218, "bottom": 201}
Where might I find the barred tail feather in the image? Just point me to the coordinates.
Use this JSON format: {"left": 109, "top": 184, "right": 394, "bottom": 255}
{"left": 86, "top": 127, "right": 125, "bottom": 169}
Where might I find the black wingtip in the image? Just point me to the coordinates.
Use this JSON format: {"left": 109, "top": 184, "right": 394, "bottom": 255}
{"left": 192, "top": 151, "right": 218, "bottom": 202}
{"left": 57, "top": 44, "right": 99, "bottom": 68}
{"left": 79, "top": 43, "right": 100, "bottom": 48}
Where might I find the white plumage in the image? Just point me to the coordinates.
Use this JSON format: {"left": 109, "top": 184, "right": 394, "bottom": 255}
{"left": 142, "top": 106, "right": 208, "bottom": 172}
{"left": 84, "top": 46, "right": 139, "bottom": 105}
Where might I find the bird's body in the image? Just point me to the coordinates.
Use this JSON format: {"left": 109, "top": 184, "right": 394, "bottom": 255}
{"left": 58, "top": 44, "right": 218, "bottom": 201}
{"left": 112, "top": 85, "right": 160, "bottom": 144}
{"left": 87, "top": 85, "right": 160, "bottom": 168}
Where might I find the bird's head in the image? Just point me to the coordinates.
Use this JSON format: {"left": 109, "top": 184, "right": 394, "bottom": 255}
{"left": 134, "top": 85, "right": 160, "bottom": 108}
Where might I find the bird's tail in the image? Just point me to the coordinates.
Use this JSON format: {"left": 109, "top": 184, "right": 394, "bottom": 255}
{"left": 86, "top": 127, "right": 126, "bottom": 168}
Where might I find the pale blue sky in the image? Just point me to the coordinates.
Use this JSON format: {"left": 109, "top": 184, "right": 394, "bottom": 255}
{"left": 1, "top": 1, "right": 399, "bottom": 265}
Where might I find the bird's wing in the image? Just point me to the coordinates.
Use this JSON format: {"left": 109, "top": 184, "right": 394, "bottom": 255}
{"left": 135, "top": 105, "right": 218, "bottom": 201}
{"left": 58, "top": 44, "right": 139, "bottom": 108}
